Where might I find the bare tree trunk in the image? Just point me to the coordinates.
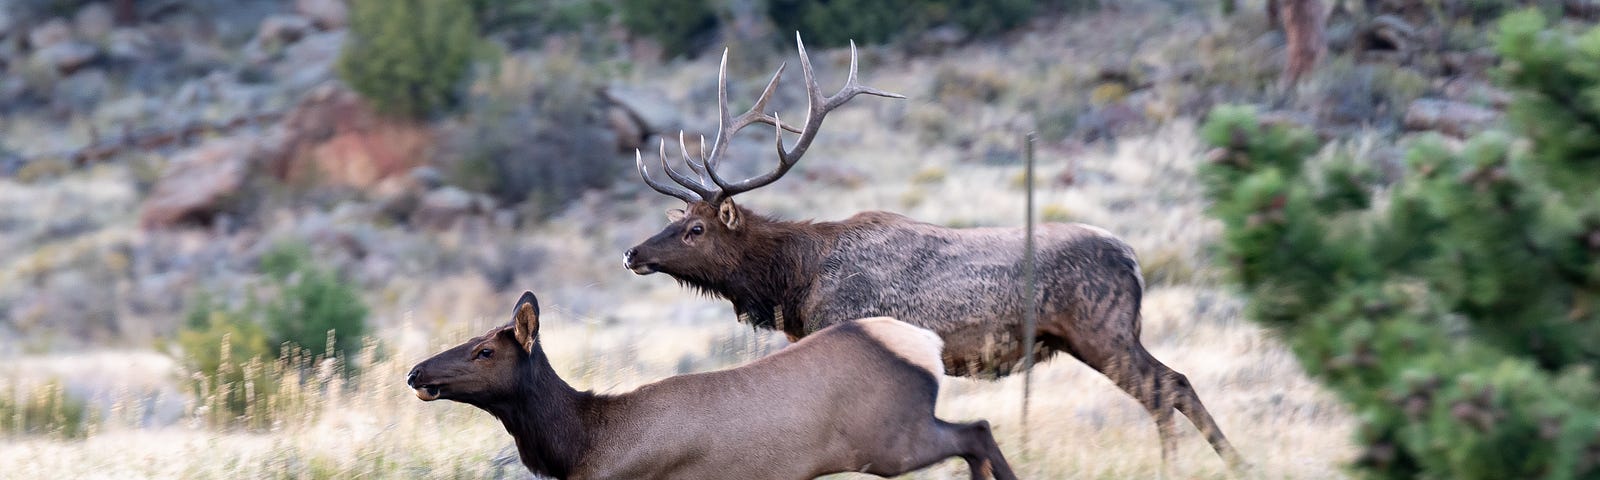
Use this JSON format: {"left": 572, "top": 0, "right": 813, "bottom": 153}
{"left": 1281, "top": 0, "right": 1328, "bottom": 88}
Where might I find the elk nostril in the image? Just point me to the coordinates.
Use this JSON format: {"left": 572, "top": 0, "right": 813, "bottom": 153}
{"left": 624, "top": 249, "right": 636, "bottom": 262}
{"left": 406, "top": 370, "right": 418, "bottom": 387}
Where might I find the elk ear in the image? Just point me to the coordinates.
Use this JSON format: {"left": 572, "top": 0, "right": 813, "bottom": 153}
{"left": 512, "top": 291, "right": 540, "bottom": 353}
{"left": 718, "top": 200, "right": 742, "bottom": 230}
{"left": 666, "top": 208, "right": 685, "bottom": 222}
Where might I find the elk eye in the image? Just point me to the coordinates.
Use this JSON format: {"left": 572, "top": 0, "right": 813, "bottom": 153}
{"left": 477, "top": 348, "right": 493, "bottom": 359}
{"left": 689, "top": 225, "right": 704, "bottom": 235}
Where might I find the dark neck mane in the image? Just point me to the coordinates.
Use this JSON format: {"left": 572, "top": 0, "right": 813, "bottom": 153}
{"left": 479, "top": 350, "right": 598, "bottom": 479}
{"left": 674, "top": 214, "right": 829, "bottom": 338}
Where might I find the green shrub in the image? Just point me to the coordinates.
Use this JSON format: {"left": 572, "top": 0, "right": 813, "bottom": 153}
{"left": 175, "top": 295, "right": 279, "bottom": 430}
{"left": 767, "top": 0, "right": 1096, "bottom": 48}
{"left": 0, "top": 380, "right": 90, "bottom": 439}
{"left": 470, "top": 0, "right": 614, "bottom": 47}
{"left": 619, "top": 0, "right": 716, "bottom": 58}
{"left": 174, "top": 243, "right": 368, "bottom": 429}
{"left": 259, "top": 243, "right": 369, "bottom": 360}
{"left": 338, "top": 0, "right": 483, "bottom": 119}
{"left": 445, "top": 54, "right": 621, "bottom": 218}
{"left": 1197, "top": 11, "right": 1600, "bottom": 479}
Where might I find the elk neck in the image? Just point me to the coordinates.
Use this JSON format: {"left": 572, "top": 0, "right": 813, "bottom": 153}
{"left": 479, "top": 348, "right": 597, "bottom": 479}
{"left": 680, "top": 215, "right": 831, "bottom": 338}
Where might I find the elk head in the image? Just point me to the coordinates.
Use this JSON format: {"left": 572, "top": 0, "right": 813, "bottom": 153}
{"left": 407, "top": 291, "right": 542, "bottom": 406}
{"left": 624, "top": 35, "right": 902, "bottom": 278}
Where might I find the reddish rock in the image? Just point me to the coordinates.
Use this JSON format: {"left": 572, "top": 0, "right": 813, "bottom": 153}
{"left": 266, "top": 85, "right": 434, "bottom": 189}
{"left": 139, "top": 138, "right": 254, "bottom": 228}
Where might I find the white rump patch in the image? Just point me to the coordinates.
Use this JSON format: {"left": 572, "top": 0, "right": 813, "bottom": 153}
{"left": 853, "top": 317, "right": 946, "bottom": 378}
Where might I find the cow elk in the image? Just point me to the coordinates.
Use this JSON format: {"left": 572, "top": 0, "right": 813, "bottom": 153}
{"left": 407, "top": 291, "right": 1017, "bottom": 480}
{"left": 624, "top": 35, "right": 1248, "bottom": 474}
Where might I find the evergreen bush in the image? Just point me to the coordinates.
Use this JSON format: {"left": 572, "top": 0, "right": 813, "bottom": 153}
{"left": 618, "top": 0, "right": 716, "bottom": 57}
{"left": 338, "top": 0, "right": 482, "bottom": 119}
{"left": 175, "top": 295, "right": 279, "bottom": 430}
{"left": 259, "top": 242, "right": 369, "bottom": 360}
{"left": 1198, "top": 11, "right": 1600, "bottom": 479}
{"left": 766, "top": 0, "right": 1095, "bottom": 48}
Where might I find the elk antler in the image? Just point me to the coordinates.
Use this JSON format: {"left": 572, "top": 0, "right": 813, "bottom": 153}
{"left": 635, "top": 33, "right": 905, "bottom": 204}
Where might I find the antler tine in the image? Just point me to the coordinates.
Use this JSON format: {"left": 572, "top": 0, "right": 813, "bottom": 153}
{"left": 687, "top": 35, "right": 902, "bottom": 201}
{"left": 657, "top": 135, "right": 718, "bottom": 201}
{"left": 703, "top": 51, "right": 799, "bottom": 195}
{"left": 682, "top": 133, "right": 710, "bottom": 182}
{"left": 636, "top": 147, "right": 699, "bottom": 203}
{"left": 707, "top": 33, "right": 905, "bottom": 197}
{"left": 783, "top": 35, "right": 905, "bottom": 164}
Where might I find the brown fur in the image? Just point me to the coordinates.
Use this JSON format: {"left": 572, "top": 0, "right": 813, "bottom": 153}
{"left": 408, "top": 292, "right": 1017, "bottom": 480}
{"left": 626, "top": 201, "right": 1249, "bottom": 474}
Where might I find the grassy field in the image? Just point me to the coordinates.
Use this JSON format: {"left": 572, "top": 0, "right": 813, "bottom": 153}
{"left": 0, "top": 3, "right": 1376, "bottom": 478}
{"left": 0, "top": 117, "right": 1357, "bottom": 478}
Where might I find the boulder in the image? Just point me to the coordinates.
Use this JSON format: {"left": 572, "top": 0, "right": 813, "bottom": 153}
{"left": 256, "top": 14, "right": 313, "bottom": 47}
{"left": 105, "top": 28, "right": 153, "bottom": 61}
{"left": 32, "top": 42, "right": 99, "bottom": 75}
{"left": 601, "top": 86, "right": 683, "bottom": 137}
{"left": 74, "top": 3, "right": 116, "bottom": 41}
{"left": 410, "top": 186, "right": 493, "bottom": 231}
{"left": 296, "top": 0, "right": 348, "bottom": 30}
{"left": 1404, "top": 98, "right": 1498, "bottom": 138}
{"left": 28, "top": 18, "right": 74, "bottom": 49}
{"left": 606, "top": 105, "right": 645, "bottom": 152}
{"left": 139, "top": 137, "right": 256, "bottom": 228}
{"left": 274, "top": 30, "right": 344, "bottom": 89}
{"left": 50, "top": 67, "right": 108, "bottom": 111}
{"left": 0, "top": 7, "right": 13, "bottom": 41}
{"left": 1442, "top": 78, "right": 1512, "bottom": 108}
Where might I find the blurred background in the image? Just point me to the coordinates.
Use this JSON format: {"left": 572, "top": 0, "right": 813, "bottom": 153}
{"left": 0, "top": 0, "right": 1596, "bottom": 478}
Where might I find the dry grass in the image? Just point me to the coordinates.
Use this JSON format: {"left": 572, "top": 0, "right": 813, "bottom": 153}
{"left": 0, "top": 5, "right": 1359, "bottom": 477}
{"left": 0, "top": 118, "right": 1356, "bottom": 478}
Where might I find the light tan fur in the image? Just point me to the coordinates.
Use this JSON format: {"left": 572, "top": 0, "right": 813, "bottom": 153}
{"left": 854, "top": 317, "right": 947, "bottom": 379}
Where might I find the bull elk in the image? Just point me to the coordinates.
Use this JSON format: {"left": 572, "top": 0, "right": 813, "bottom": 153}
{"left": 624, "top": 36, "right": 1247, "bottom": 474}
{"left": 407, "top": 291, "right": 1018, "bottom": 479}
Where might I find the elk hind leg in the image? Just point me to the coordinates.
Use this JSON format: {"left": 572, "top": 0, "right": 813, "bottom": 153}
{"left": 1092, "top": 345, "right": 1245, "bottom": 476}
{"left": 955, "top": 420, "right": 1017, "bottom": 480}
{"left": 860, "top": 419, "right": 1014, "bottom": 480}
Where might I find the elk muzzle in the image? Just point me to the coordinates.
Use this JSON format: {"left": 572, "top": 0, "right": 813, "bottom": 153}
{"left": 623, "top": 247, "right": 660, "bottom": 275}
{"left": 406, "top": 366, "right": 442, "bottom": 401}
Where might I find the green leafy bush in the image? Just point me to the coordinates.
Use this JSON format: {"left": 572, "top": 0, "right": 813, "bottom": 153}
{"left": 1197, "top": 11, "right": 1600, "bottom": 479}
{"left": 0, "top": 380, "right": 90, "bottom": 439}
{"left": 174, "top": 243, "right": 367, "bottom": 429}
{"left": 256, "top": 243, "right": 368, "bottom": 360}
{"left": 618, "top": 0, "right": 717, "bottom": 58}
{"left": 175, "top": 296, "right": 279, "bottom": 430}
{"left": 470, "top": 0, "right": 614, "bottom": 47}
{"left": 338, "top": 0, "right": 483, "bottom": 119}
{"left": 259, "top": 243, "right": 369, "bottom": 360}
